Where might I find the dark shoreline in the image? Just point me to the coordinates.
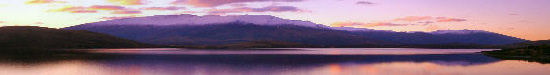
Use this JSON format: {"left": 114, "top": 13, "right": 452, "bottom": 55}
{"left": 481, "top": 49, "right": 550, "bottom": 64}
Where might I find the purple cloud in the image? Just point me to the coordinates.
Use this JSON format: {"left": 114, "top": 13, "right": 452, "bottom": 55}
{"left": 356, "top": 1, "right": 376, "bottom": 5}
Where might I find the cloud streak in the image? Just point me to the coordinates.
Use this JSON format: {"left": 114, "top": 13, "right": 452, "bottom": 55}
{"left": 361, "top": 22, "right": 408, "bottom": 27}
{"left": 140, "top": 6, "right": 186, "bottom": 11}
{"left": 49, "top": 6, "right": 95, "bottom": 13}
{"left": 26, "top": 0, "right": 65, "bottom": 4}
{"left": 111, "top": 10, "right": 142, "bottom": 14}
{"left": 418, "top": 21, "right": 435, "bottom": 25}
{"left": 391, "top": 16, "right": 467, "bottom": 23}
{"left": 108, "top": 0, "right": 145, "bottom": 5}
{"left": 49, "top": 5, "right": 129, "bottom": 14}
{"left": 355, "top": 1, "right": 376, "bottom": 5}
{"left": 393, "top": 16, "right": 432, "bottom": 22}
{"left": 70, "top": 10, "right": 98, "bottom": 13}
{"left": 436, "top": 17, "right": 467, "bottom": 22}
{"left": 172, "top": 0, "right": 304, "bottom": 7}
{"left": 89, "top": 5, "right": 126, "bottom": 10}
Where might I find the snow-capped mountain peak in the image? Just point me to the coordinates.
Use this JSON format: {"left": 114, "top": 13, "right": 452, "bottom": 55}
{"left": 83, "top": 14, "right": 497, "bottom": 34}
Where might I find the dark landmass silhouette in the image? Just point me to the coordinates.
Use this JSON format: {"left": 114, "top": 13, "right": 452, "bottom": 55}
{"left": 0, "top": 26, "right": 152, "bottom": 49}
{"left": 482, "top": 40, "right": 550, "bottom": 64}
{"left": 0, "top": 26, "right": 153, "bottom": 60}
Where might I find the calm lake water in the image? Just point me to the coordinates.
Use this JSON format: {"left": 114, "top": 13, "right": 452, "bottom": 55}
{"left": 1, "top": 48, "right": 550, "bottom": 75}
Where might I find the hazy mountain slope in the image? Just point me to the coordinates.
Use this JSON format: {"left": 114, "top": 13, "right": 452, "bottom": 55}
{"left": 65, "top": 22, "right": 392, "bottom": 45}
{"left": 351, "top": 30, "right": 527, "bottom": 45}
{"left": 0, "top": 26, "right": 151, "bottom": 49}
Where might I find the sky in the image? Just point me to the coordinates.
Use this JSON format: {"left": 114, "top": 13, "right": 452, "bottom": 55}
{"left": 0, "top": 0, "right": 549, "bottom": 41}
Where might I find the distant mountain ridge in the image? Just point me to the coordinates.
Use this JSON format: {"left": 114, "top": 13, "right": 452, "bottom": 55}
{"left": 66, "top": 22, "right": 393, "bottom": 45}
{"left": 64, "top": 14, "right": 528, "bottom": 46}
{"left": 351, "top": 30, "right": 526, "bottom": 45}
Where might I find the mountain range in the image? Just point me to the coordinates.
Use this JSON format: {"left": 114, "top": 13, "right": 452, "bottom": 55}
{"left": 64, "top": 14, "right": 528, "bottom": 47}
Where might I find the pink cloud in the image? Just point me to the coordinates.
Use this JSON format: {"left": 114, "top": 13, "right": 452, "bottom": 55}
{"left": 140, "top": 6, "right": 186, "bottom": 11}
{"left": 418, "top": 21, "right": 435, "bottom": 25}
{"left": 49, "top": 6, "right": 125, "bottom": 13}
{"left": 172, "top": 0, "right": 304, "bottom": 7}
{"left": 26, "top": 0, "right": 65, "bottom": 4}
{"left": 393, "top": 16, "right": 432, "bottom": 22}
{"left": 50, "top": 5, "right": 146, "bottom": 14}
{"left": 49, "top": 6, "right": 87, "bottom": 12}
{"left": 361, "top": 22, "right": 409, "bottom": 27}
{"left": 111, "top": 10, "right": 142, "bottom": 14}
{"left": 89, "top": 5, "right": 126, "bottom": 10}
{"left": 108, "top": 0, "right": 145, "bottom": 5}
{"left": 436, "top": 17, "right": 466, "bottom": 22}
{"left": 70, "top": 10, "right": 98, "bottom": 13}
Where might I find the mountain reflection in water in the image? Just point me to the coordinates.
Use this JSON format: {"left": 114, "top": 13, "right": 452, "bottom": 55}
{"left": 1, "top": 48, "right": 549, "bottom": 75}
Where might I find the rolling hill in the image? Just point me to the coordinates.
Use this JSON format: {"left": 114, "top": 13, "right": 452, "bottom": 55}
{"left": 0, "top": 26, "right": 152, "bottom": 49}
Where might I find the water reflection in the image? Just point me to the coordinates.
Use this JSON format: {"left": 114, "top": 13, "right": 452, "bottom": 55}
{"left": 1, "top": 48, "right": 550, "bottom": 75}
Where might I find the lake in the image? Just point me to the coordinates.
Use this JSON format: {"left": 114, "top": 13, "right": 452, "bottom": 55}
{"left": 1, "top": 48, "right": 549, "bottom": 75}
